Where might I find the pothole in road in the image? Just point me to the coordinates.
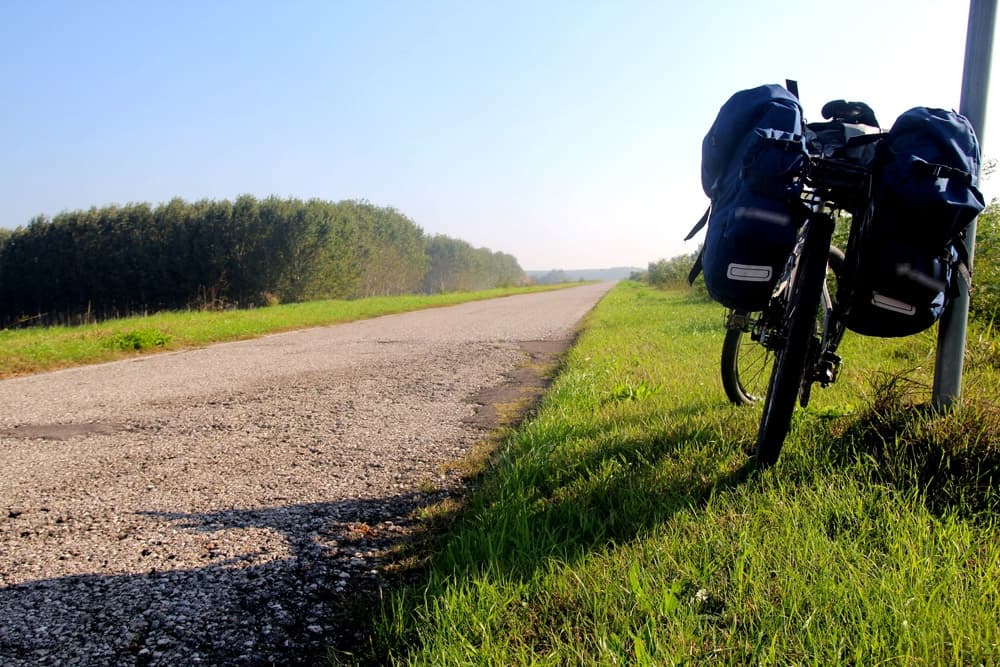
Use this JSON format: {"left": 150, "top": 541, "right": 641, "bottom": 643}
{"left": 463, "top": 338, "right": 575, "bottom": 430}
{"left": 0, "top": 422, "right": 123, "bottom": 440}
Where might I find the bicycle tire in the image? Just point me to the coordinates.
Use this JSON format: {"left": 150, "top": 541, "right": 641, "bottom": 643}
{"left": 721, "top": 246, "right": 843, "bottom": 407}
{"left": 755, "top": 220, "right": 833, "bottom": 467}
{"left": 721, "top": 325, "right": 772, "bottom": 405}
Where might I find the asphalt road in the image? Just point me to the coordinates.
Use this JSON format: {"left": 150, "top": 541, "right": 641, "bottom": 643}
{"left": 0, "top": 282, "right": 613, "bottom": 666}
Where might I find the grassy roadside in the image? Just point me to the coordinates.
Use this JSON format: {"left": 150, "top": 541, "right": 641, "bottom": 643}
{"left": 0, "top": 284, "right": 579, "bottom": 379}
{"left": 372, "top": 281, "right": 1000, "bottom": 665}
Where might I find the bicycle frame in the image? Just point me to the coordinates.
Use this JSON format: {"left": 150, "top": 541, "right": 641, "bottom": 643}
{"left": 798, "top": 157, "right": 873, "bottom": 397}
{"left": 726, "top": 139, "right": 877, "bottom": 466}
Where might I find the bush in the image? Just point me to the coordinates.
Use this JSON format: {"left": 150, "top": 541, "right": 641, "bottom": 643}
{"left": 104, "top": 329, "right": 171, "bottom": 351}
{"left": 646, "top": 252, "right": 698, "bottom": 289}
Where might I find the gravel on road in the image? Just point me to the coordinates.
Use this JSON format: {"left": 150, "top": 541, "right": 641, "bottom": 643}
{"left": 0, "top": 283, "right": 612, "bottom": 666}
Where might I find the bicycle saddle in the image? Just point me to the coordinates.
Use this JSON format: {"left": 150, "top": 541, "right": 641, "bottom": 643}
{"left": 821, "top": 100, "right": 879, "bottom": 128}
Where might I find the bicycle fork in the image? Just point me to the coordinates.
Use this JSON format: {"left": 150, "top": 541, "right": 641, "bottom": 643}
{"left": 799, "top": 211, "right": 843, "bottom": 408}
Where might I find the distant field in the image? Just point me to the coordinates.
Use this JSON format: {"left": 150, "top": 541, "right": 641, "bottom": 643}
{"left": 0, "top": 284, "right": 572, "bottom": 379}
{"left": 375, "top": 281, "right": 1000, "bottom": 665}
{"left": 525, "top": 267, "right": 641, "bottom": 283}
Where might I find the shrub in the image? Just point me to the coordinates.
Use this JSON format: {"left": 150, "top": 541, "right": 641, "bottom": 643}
{"left": 105, "top": 329, "right": 171, "bottom": 351}
{"left": 646, "top": 252, "right": 699, "bottom": 289}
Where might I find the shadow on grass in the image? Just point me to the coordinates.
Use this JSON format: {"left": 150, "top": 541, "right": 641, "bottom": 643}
{"left": 455, "top": 422, "right": 757, "bottom": 580}
{"left": 368, "top": 414, "right": 761, "bottom": 664}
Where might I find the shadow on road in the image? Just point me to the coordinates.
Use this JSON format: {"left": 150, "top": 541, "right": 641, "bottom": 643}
{"left": 1, "top": 491, "right": 444, "bottom": 666}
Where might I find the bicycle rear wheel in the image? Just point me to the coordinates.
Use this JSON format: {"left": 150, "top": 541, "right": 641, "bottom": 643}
{"left": 755, "top": 219, "right": 834, "bottom": 466}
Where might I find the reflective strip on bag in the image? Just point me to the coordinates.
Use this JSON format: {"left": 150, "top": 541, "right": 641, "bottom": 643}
{"left": 727, "top": 264, "right": 773, "bottom": 282}
{"left": 871, "top": 292, "right": 917, "bottom": 315}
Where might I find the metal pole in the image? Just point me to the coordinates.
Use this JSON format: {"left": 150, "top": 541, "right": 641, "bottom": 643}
{"left": 932, "top": 0, "right": 997, "bottom": 410}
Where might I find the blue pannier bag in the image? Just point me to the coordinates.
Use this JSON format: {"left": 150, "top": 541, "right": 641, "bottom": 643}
{"left": 691, "top": 84, "right": 808, "bottom": 311}
{"left": 840, "top": 107, "right": 985, "bottom": 337}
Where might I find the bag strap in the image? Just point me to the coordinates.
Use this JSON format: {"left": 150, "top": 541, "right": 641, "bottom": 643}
{"left": 688, "top": 246, "right": 704, "bottom": 286}
{"left": 912, "top": 160, "right": 974, "bottom": 185}
{"left": 685, "top": 206, "right": 710, "bottom": 241}
{"left": 844, "top": 133, "right": 884, "bottom": 148}
{"left": 684, "top": 206, "right": 710, "bottom": 285}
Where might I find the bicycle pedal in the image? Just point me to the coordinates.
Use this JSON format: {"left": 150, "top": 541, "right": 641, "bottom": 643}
{"left": 726, "top": 311, "right": 751, "bottom": 330}
{"left": 813, "top": 352, "right": 842, "bottom": 385}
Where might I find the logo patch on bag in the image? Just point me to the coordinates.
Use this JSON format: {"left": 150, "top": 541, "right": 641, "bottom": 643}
{"left": 727, "top": 264, "right": 773, "bottom": 282}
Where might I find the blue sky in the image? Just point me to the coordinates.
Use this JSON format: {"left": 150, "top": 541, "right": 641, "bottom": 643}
{"left": 2, "top": 1, "right": 996, "bottom": 270}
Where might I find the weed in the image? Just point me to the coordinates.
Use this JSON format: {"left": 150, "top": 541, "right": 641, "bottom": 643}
{"left": 609, "top": 379, "right": 660, "bottom": 402}
{"left": 104, "top": 329, "right": 171, "bottom": 351}
{"left": 416, "top": 479, "right": 439, "bottom": 494}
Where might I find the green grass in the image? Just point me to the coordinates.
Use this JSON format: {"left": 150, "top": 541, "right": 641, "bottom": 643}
{"left": 0, "top": 285, "right": 574, "bottom": 378}
{"left": 371, "top": 281, "right": 1000, "bottom": 666}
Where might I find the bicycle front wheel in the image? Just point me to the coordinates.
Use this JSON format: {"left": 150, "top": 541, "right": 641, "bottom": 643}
{"left": 755, "top": 219, "right": 833, "bottom": 467}
{"left": 721, "top": 324, "right": 772, "bottom": 405}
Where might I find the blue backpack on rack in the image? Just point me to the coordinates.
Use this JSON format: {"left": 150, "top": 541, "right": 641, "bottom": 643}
{"left": 689, "top": 84, "right": 808, "bottom": 311}
{"left": 840, "top": 107, "right": 985, "bottom": 337}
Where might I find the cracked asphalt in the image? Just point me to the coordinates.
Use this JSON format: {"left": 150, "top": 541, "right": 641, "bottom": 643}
{"left": 0, "top": 283, "right": 612, "bottom": 666}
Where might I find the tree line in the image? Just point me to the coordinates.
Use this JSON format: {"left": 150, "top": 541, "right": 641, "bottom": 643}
{"left": 0, "top": 196, "right": 525, "bottom": 327}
